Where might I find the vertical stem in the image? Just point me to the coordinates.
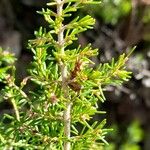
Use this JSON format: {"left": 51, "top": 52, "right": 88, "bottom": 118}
{"left": 63, "top": 101, "right": 71, "bottom": 150}
{"left": 11, "top": 99, "right": 20, "bottom": 121}
{"left": 56, "top": 0, "right": 71, "bottom": 149}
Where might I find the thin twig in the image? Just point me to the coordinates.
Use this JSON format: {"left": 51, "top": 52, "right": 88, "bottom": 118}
{"left": 11, "top": 98, "right": 20, "bottom": 121}
{"left": 56, "top": 0, "right": 71, "bottom": 150}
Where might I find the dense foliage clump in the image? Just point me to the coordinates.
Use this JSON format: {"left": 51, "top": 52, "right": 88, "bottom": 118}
{"left": 0, "top": 1, "right": 133, "bottom": 149}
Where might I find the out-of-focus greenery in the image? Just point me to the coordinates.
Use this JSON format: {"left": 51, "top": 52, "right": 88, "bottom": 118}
{"left": 104, "top": 120, "right": 144, "bottom": 150}
{"left": 84, "top": 0, "right": 131, "bottom": 25}
{"left": 0, "top": 47, "right": 16, "bottom": 82}
{"left": 143, "top": 8, "right": 150, "bottom": 24}
{"left": 143, "top": 8, "right": 150, "bottom": 41}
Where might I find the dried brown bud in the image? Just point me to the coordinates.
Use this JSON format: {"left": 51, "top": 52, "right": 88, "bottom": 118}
{"left": 70, "top": 60, "right": 82, "bottom": 79}
{"left": 68, "top": 81, "right": 81, "bottom": 92}
{"left": 50, "top": 93, "right": 58, "bottom": 104}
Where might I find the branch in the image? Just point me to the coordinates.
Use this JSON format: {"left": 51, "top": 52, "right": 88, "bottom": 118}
{"left": 56, "top": 0, "right": 71, "bottom": 150}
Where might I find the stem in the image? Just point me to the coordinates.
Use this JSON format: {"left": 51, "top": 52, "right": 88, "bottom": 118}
{"left": 56, "top": 0, "right": 71, "bottom": 149}
{"left": 11, "top": 99, "right": 20, "bottom": 121}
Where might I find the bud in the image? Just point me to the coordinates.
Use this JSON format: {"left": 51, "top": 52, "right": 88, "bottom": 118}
{"left": 50, "top": 93, "right": 58, "bottom": 104}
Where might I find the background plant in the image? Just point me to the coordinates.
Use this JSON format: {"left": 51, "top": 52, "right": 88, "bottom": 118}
{"left": 104, "top": 120, "right": 144, "bottom": 150}
{"left": 0, "top": 0, "right": 133, "bottom": 149}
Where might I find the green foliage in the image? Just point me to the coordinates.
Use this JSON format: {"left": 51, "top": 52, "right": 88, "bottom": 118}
{"left": 143, "top": 8, "right": 150, "bottom": 24}
{"left": 0, "top": 0, "right": 133, "bottom": 149}
{"left": 0, "top": 47, "right": 16, "bottom": 81}
{"left": 84, "top": 0, "right": 131, "bottom": 25}
{"left": 104, "top": 120, "right": 144, "bottom": 150}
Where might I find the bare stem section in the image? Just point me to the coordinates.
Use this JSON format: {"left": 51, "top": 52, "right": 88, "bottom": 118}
{"left": 11, "top": 99, "right": 20, "bottom": 122}
{"left": 56, "top": 0, "right": 71, "bottom": 149}
{"left": 63, "top": 102, "right": 71, "bottom": 150}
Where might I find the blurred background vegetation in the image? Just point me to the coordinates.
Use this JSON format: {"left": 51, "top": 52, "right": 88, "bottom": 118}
{"left": 0, "top": 0, "right": 150, "bottom": 149}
